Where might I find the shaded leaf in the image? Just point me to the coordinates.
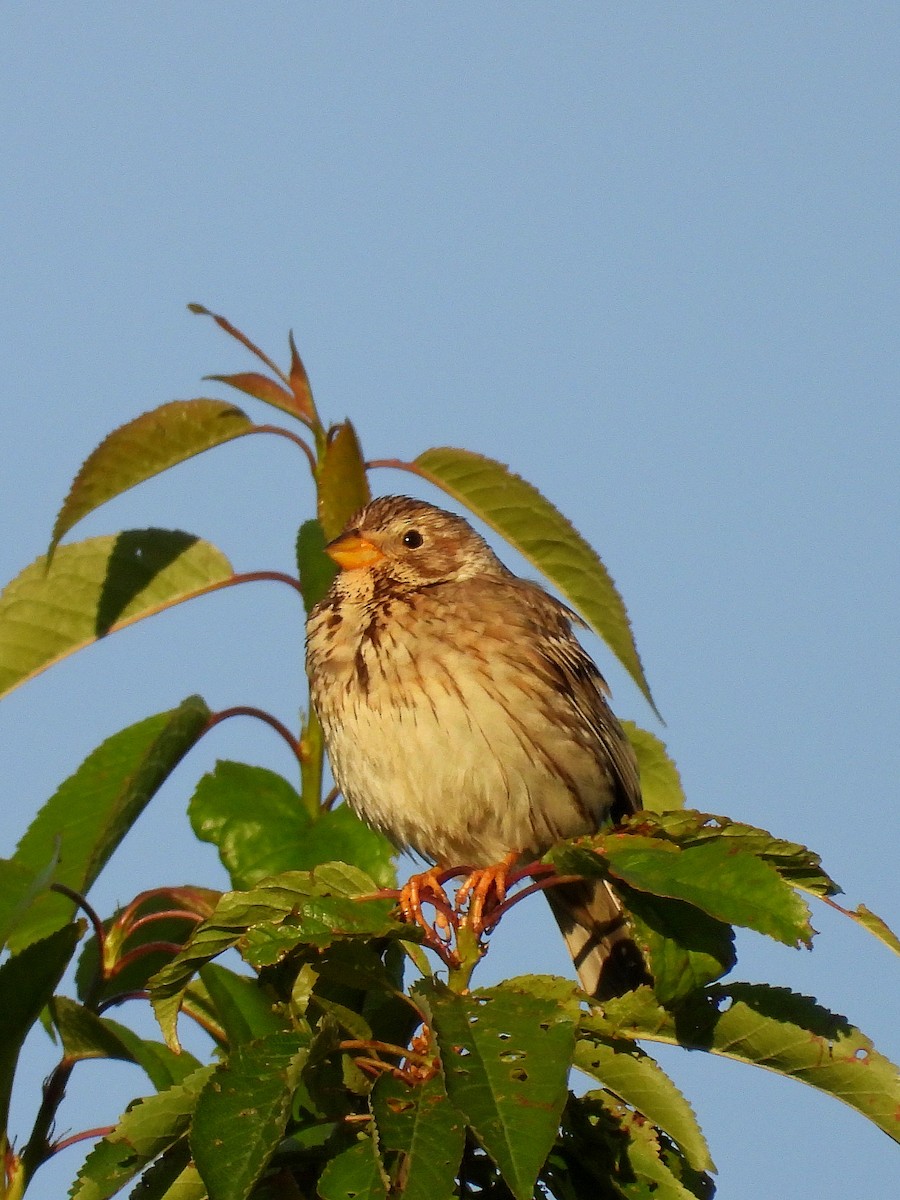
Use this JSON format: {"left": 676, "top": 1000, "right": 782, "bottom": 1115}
{"left": 190, "top": 1032, "right": 308, "bottom": 1200}
{"left": 296, "top": 518, "right": 338, "bottom": 615}
{"left": 317, "top": 420, "right": 371, "bottom": 541}
{"left": 0, "top": 530, "right": 232, "bottom": 698}
{"left": 0, "top": 925, "right": 81, "bottom": 1133}
{"left": 51, "top": 400, "right": 253, "bottom": 553}
{"left": 572, "top": 1034, "right": 713, "bottom": 1173}
{"left": 199, "top": 962, "right": 284, "bottom": 1046}
{"left": 621, "top": 886, "right": 735, "bottom": 1004}
{"left": 371, "top": 1071, "right": 466, "bottom": 1200}
{"left": 70, "top": 1065, "right": 214, "bottom": 1200}
{"left": 418, "top": 978, "right": 577, "bottom": 1200}
{"left": 189, "top": 760, "right": 395, "bottom": 890}
{"left": 598, "top": 984, "right": 900, "bottom": 1144}
{"left": 622, "top": 723, "right": 686, "bottom": 812}
{"left": 9, "top": 697, "right": 210, "bottom": 952}
{"left": 0, "top": 852, "right": 59, "bottom": 950}
{"left": 318, "top": 1139, "right": 388, "bottom": 1200}
{"left": 407, "top": 447, "right": 659, "bottom": 716}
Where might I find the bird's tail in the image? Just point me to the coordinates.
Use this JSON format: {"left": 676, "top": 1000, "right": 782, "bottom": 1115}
{"left": 545, "top": 878, "right": 650, "bottom": 1000}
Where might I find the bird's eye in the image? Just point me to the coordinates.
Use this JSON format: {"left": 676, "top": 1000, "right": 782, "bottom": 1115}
{"left": 402, "top": 529, "right": 424, "bottom": 549}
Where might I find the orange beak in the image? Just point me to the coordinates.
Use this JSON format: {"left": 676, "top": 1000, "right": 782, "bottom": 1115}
{"left": 325, "top": 532, "right": 386, "bottom": 571}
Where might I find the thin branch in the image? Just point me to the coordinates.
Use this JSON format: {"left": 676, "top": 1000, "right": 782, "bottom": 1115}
{"left": 204, "top": 705, "right": 303, "bottom": 763}
{"left": 50, "top": 883, "right": 105, "bottom": 950}
{"left": 252, "top": 423, "right": 317, "bottom": 473}
{"left": 50, "top": 1126, "right": 115, "bottom": 1155}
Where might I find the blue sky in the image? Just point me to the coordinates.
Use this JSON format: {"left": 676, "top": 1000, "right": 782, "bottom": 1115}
{"left": 1, "top": 7, "right": 898, "bottom": 1199}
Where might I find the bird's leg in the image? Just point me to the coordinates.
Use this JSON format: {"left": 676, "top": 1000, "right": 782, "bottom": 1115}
{"left": 398, "top": 867, "right": 456, "bottom": 942}
{"left": 455, "top": 851, "right": 521, "bottom": 932}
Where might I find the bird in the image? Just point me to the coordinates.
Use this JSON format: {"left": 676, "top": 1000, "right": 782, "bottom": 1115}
{"left": 305, "top": 494, "right": 649, "bottom": 998}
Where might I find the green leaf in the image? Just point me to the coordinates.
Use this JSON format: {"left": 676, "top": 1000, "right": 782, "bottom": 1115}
{"left": 621, "top": 885, "right": 736, "bottom": 1004}
{"left": 418, "top": 978, "right": 578, "bottom": 1200}
{"left": 317, "top": 420, "right": 371, "bottom": 541}
{"left": 0, "top": 530, "right": 233, "bottom": 698}
{"left": 371, "top": 1071, "right": 466, "bottom": 1200}
{"left": 51, "top": 400, "right": 254, "bottom": 554}
{"left": 296, "top": 518, "right": 338, "bottom": 614}
{"left": 189, "top": 761, "right": 395, "bottom": 890}
{"left": 850, "top": 903, "right": 900, "bottom": 955}
{"left": 318, "top": 1139, "right": 388, "bottom": 1200}
{"left": 190, "top": 1032, "right": 308, "bottom": 1200}
{"left": 150, "top": 868, "right": 397, "bottom": 1049}
{"left": 0, "top": 852, "right": 59, "bottom": 950}
{"left": 553, "top": 834, "right": 812, "bottom": 946}
{"left": 407, "top": 447, "right": 659, "bottom": 716}
{"left": 628, "top": 810, "right": 840, "bottom": 898}
{"left": 573, "top": 1033, "right": 713, "bottom": 1173}
{"left": 70, "top": 1065, "right": 214, "bottom": 1200}
{"left": 599, "top": 984, "right": 900, "bottom": 1144}
{"left": 198, "top": 962, "right": 284, "bottom": 1046}
{"left": 622, "top": 724, "right": 686, "bottom": 812}
{"left": 8, "top": 697, "right": 210, "bottom": 952}
{"left": 0, "top": 924, "right": 81, "bottom": 1133}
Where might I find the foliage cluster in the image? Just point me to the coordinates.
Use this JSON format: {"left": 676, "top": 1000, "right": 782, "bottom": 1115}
{"left": 0, "top": 311, "right": 897, "bottom": 1199}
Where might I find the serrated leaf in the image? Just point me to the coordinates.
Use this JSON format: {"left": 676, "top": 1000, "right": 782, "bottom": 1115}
{"left": 371, "top": 1071, "right": 465, "bottom": 1200}
{"left": 628, "top": 810, "right": 840, "bottom": 898}
{"left": 0, "top": 530, "right": 233, "bottom": 698}
{"left": 318, "top": 1138, "right": 388, "bottom": 1200}
{"left": 150, "top": 869, "right": 395, "bottom": 1049}
{"left": 198, "top": 962, "right": 284, "bottom": 1046}
{"left": 850, "top": 903, "right": 900, "bottom": 955}
{"left": 50, "top": 995, "right": 136, "bottom": 1062}
{"left": 8, "top": 697, "right": 210, "bottom": 952}
{"left": 418, "top": 978, "right": 577, "bottom": 1200}
{"left": 0, "top": 924, "right": 81, "bottom": 1133}
{"left": 51, "top": 400, "right": 254, "bottom": 553}
{"left": 190, "top": 1032, "right": 308, "bottom": 1200}
{"left": 189, "top": 761, "right": 395, "bottom": 890}
{"left": 553, "top": 834, "right": 812, "bottom": 947}
{"left": 317, "top": 421, "right": 371, "bottom": 541}
{"left": 622, "top": 724, "right": 686, "bottom": 812}
{"left": 70, "top": 1065, "right": 214, "bottom": 1200}
{"left": 599, "top": 983, "right": 900, "bottom": 1144}
{"left": 0, "top": 852, "right": 59, "bottom": 950}
{"left": 407, "top": 447, "right": 659, "bottom": 716}
{"left": 573, "top": 1035, "right": 713, "bottom": 1173}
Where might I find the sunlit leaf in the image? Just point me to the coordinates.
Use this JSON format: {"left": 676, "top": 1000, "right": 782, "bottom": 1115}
{"left": 0, "top": 852, "right": 59, "bottom": 950}
{"left": 190, "top": 1032, "right": 309, "bottom": 1200}
{"left": 70, "top": 1065, "right": 214, "bottom": 1200}
{"left": 622, "top": 723, "right": 686, "bottom": 812}
{"left": 573, "top": 1034, "right": 713, "bottom": 1173}
{"left": 189, "top": 760, "right": 395, "bottom": 890}
{"left": 418, "top": 978, "right": 578, "bottom": 1200}
{"left": 405, "top": 447, "right": 659, "bottom": 716}
{"left": 8, "top": 697, "right": 210, "bottom": 953}
{"left": 597, "top": 984, "right": 900, "bottom": 1144}
{"left": 0, "top": 530, "right": 232, "bottom": 698}
{"left": 206, "top": 371, "right": 298, "bottom": 416}
{"left": 317, "top": 420, "right": 371, "bottom": 541}
{"left": 850, "top": 903, "right": 900, "bottom": 956}
{"left": 51, "top": 400, "right": 253, "bottom": 553}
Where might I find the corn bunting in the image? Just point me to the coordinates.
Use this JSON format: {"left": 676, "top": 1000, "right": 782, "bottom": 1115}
{"left": 305, "top": 495, "right": 648, "bottom": 998}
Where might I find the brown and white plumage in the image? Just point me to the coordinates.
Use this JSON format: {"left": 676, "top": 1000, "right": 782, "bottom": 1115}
{"left": 305, "top": 495, "right": 648, "bottom": 998}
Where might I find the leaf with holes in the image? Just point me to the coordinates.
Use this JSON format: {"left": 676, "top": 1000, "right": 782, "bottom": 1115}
{"left": 416, "top": 978, "right": 578, "bottom": 1200}
{"left": 371, "top": 1071, "right": 466, "bottom": 1199}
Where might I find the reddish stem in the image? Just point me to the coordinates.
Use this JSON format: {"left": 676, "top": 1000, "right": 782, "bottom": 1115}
{"left": 252, "top": 423, "right": 317, "bottom": 472}
{"left": 204, "top": 705, "right": 303, "bottom": 763}
{"left": 51, "top": 1127, "right": 115, "bottom": 1155}
{"left": 126, "top": 909, "right": 205, "bottom": 937}
{"left": 107, "top": 941, "right": 185, "bottom": 978}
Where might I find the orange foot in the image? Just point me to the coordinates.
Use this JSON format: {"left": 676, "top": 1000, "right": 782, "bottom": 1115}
{"left": 398, "top": 867, "right": 455, "bottom": 941}
{"left": 456, "top": 851, "right": 521, "bottom": 931}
